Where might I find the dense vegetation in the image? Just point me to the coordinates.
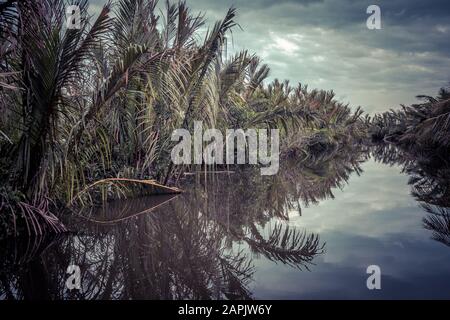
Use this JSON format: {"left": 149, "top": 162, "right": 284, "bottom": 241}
{"left": 0, "top": 0, "right": 367, "bottom": 238}
{"left": 369, "top": 86, "right": 450, "bottom": 153}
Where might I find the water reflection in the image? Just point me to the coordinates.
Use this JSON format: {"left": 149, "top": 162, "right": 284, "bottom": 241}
{"left": 373, "top": 144, "right": 450, "bottom": 248}
{"left": 1, "top": 145, "right": 450, "bottom": 299}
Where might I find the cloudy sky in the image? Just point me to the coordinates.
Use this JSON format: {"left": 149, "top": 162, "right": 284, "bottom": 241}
{"left": 91, "top": 0, "right": 450, "bottom": 113}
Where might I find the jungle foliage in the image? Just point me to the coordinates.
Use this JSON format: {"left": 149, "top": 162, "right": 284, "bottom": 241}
{"left": 1, "top": 0, "right": 366, "bottom": 238}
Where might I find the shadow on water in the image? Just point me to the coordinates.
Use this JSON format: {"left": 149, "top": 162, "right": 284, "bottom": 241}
{"left": 1, "top": 144, "right": 450, "bottom": 299}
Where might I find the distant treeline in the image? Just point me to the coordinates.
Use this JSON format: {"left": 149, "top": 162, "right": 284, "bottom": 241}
{"left": 369, "top": 86, "right": 450, "bottom": 153}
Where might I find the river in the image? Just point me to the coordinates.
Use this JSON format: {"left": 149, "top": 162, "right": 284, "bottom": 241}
{"left": 1, "top": 145, "right": 450, "bottom": 299}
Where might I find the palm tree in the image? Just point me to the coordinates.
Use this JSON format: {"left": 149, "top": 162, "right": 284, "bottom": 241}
{"left": 369, "top": 85, "right": 450, "bottom": 151}
{"left": 1, "top": 0, "right": 369, "bottom": 238}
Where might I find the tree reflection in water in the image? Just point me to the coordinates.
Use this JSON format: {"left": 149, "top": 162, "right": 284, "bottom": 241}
{"left": 0, "top": 146, "right": 378, "bottom": 300}
{"left": 372, "top": 144, "right": 450, "bottom": 247}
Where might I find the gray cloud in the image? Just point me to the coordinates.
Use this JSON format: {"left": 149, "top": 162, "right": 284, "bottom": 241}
{"left": 90, "top": 0, "right": 450, "bottom": 113}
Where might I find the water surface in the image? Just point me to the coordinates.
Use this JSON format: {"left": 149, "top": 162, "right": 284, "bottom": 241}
{"left": 252, "top": 159, "right": 450, "bottom": 299}
{"left": 1, "top": 146, "right": 450, "bottom": 299}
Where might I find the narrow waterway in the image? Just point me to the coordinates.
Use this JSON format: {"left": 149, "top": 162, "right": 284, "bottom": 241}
{"left": 250, "top": 159, "right": 450, "bottom": 299}
{"left": 1, "top": 147, "right": 450, "bottom": 299}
